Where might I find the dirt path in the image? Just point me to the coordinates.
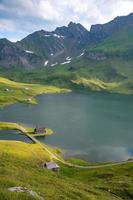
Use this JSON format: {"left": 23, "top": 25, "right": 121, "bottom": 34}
{"left": 19, "top": 126, "right": 133, "bottom": 169}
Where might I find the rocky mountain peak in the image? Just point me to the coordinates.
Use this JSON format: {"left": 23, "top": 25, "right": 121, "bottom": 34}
{"left": 55, "top": 22, "right": 89, "bottom": 38}
{"left": 0, "top": 12, "right": 133, "bottom": 69}
{"left": 90, "top": 12, "right": 133, "bottom": 42}
{"left": 68, "top": 21, "right": 88, "bottom": 31}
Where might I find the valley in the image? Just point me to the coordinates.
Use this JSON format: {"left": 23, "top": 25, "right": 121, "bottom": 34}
{"left": 0, "top": 13, "right": 133, "bottom": 96}
{"left": 0, "top": 11, "right": 133, "bottom": 200}
{"left": 0, "top": 92, "right": 133, "bottom": 163}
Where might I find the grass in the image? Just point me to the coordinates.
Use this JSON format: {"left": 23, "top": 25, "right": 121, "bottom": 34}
{"left": 90, "top": 26, "right": 133, "bottom": 54}
{"left": 0, "top": 123, "right": 133, "bottom": 199}
{"left": 0, "top": 25, "right": 133, "bottom": 97}
{"left": 0, "top": 24, "right": 133, "bottom": 199}
{"left": 0, "top": 76, "right": 71, "bottom": 107}
{"left": 0, "top": 55, "right": 133, "bottom": 96}
{"left": 0, "top": 140, "right": 133, "bottom": 200}
{"left": 0, "top": 122, "right": 53, "bottom": 137}
{"left": 0, "top": 122, "right": 25, "bottom": 131}
{"left": 72, "top": 77, "right": 133, "bottom": 94}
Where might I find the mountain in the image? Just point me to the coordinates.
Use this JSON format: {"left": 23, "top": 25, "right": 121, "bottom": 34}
{"left": 0, "top": 13, "right": 133, "bottom": 68}
{"left": 0, "top": 13, "right": 133, "bottom": 95}
{"left": 0, "top": 38, "right": 44, "bottom": 69}
{"left": 0, "top": 38, "right": 23, "bottom": 68}
{"left": 16, "top": 22, "right": 90, "bottom": 67}
{"left": 55, "top": 22, "right": 90, "bottom": 46}
{"left": 87, "top": 13, "right": 133, "bottom": 60}
{"left": 0, "top": 13, "right": 133, "bottom": 69}
{"left": 90, "top": 13, "right": 133, "bottom": 43}
{"left": 0, "top": 22, "right": 89, "bottom": 69}
{"left": 17, "top": 30, "right": 65, "bottom": 60}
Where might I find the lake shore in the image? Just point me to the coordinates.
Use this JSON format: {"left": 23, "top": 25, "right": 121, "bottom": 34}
{"left": 1, "top": 92, "right": 133, "bottom": 163}
{"left": 0, "top": 122, "right": 53, "bottom": 137}
{"left": 0, "top": 76, "right": 71, "bottom": 107}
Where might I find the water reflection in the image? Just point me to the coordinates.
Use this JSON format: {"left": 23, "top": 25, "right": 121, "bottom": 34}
{"left": 0, "top": 92, "right": 133, "bottom": 162}
{"left": 0, "top": 130, "right": 32, "bottom": 143}
{"left": 64, "top": 146, "right": 132, "bottom": 162}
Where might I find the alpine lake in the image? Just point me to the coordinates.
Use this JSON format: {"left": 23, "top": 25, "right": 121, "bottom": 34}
{"left": 0, "top": 92, "right": 133, "bottom": 162}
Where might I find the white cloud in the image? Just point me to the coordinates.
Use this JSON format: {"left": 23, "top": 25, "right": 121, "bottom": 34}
{"left": 0, "top": 0, "right": 133, "bottom": 41}
{"left": 111, "top": 0, "right": 133, "bottom": 18}
{"left": 37, "top": 1, "right": 60, "bottom": 21}
{"left": 0, "top": 19, "right": 16, "bottom": 31}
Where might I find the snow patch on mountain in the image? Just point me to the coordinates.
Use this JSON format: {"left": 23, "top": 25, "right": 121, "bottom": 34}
{"left": 66, "top": 57, "right": 71, "bottom": 61}
{"left": 44, "top": 33, "right": 64, "bottom": 39}
{"left": 53, "top": 34, "right": 65, "bottom": 39}
{"left": 78, "top": 52, "right": 85, "bottom": 57}
{"left": 44, "top": 35, "right": 51, "bottom": 37}
{"left": 25, "top": 50, "right": 34, "bottom": 54}
{"left": 44, "top": 60, "right": 49, "bottom": 66}
{"left": 51, "top": 62, "right": 58, "bottom": 67}
{"left": 61, "top": 60, "right": 71, "bottom": 65}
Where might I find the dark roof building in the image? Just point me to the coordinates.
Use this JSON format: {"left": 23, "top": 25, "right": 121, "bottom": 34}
{"left": 34, "top": 127, "right": 46, "bottom": 134}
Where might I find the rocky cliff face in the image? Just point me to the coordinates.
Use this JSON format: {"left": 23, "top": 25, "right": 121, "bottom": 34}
{"left": 15, "top": 22, "right": 91, "bottom": 67}
{"left": 55, "top": 22, "right": 90, "bottom": 45}
{"left": 90, "top": 13, "right": 133, "bottom": 43}
{"left": 17, "top": 30, "right": 65, "bottom": 59}
{"left": 0, "top": 39, "right": 44, "bottom": 69}
{"left": 0, "top": 13, "right": 133, "bottom": 68}
{"left": 85, "top": 52, "right": 107, "bottom": 61}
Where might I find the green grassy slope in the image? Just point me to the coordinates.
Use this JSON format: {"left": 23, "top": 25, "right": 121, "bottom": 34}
{"left": 0, "top": 15, "right": 133, "bottom": 96}
{"left": 0, "top": 24, "right": 133, "bottom": 95}
{"left": 1, "top": 55, "right": 133, "bottom": 95}
{"left": 0, "top": 141, "right": 133, "bottom": 200}
{"left": 0, "top": 76, "right": 70, "bottom": 107}
{"left": 90, "top": 25, "right": 133, "bottom": 54}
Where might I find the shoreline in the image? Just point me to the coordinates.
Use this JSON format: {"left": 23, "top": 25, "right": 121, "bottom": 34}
{"left": 0, "top": 122, "right": 133, "bottom": 168}
{"left": 0, "top": 122, "right": 53, "bottom": 138}
{"left": 0, "top": 76, "right": 71, "bottom": 108}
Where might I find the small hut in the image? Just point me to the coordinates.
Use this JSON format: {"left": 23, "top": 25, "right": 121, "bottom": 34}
{"left": 34, "top": 126, "right": 46, "bottom": 134}
{"left": 43, "top": 162, "right": 60, "bottom": 172}
{"left": 4, "top": 88, "right": 9, "bottom": 92}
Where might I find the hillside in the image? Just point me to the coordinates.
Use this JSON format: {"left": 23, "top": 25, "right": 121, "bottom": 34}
{"left": 0, "top": 13, "right": 133, "bottom": 95}
{"left": 0, "top": 55, "right": 133, "bottom": 95}
{"left": 90, "top": 13, "right": 133, "bottom": 43}
{"left": 0, "top": 76, "right": 70, "bottom": 107}
{"left": 0, "top": 13, "right": 132, "bottom": 69}
{"left": 0, "top": 22, "right": 90, "bottom": 69}
{"left": 0, "top": 7, "right": 133, "bottom": 200}
{"left": 0, "top": 140, "right": 133, "bottom": 200}
{"left": 89, "top": 25, "right": 133, "bottom": 56}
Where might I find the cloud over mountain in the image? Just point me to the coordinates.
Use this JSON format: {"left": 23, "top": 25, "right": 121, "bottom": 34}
{"left": 0, "top": 0, "right": 133, "bottom": 41}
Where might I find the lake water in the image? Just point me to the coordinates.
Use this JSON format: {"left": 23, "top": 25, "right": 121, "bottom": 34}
{"left": 0, "top": 92, "right": 133, "bottom": 162}
{"left": 0, "top": 130, "right": 32, "bottom": 143}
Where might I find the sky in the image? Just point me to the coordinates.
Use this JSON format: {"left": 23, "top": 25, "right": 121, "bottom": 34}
{"left": 0, "top": 0, "right": 133, "bottom": 42}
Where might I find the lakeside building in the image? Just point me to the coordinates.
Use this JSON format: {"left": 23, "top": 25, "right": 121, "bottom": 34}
{"left": 34, "top": 127, "right": 46, "bottom": 134}
{"left": 43, "top": 162, "right": 60, "bottom": 171}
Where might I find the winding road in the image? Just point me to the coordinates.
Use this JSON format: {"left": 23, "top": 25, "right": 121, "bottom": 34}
{"left": 20, "top": 125, "right": 133, "bottom": 169}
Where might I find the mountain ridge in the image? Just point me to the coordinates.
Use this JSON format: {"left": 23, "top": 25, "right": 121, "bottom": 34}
{"left": 0, "top": 13, "right": 133, "bottom": 95}
{"left": 0, "top": 12, "right": 133, "bottom": 69}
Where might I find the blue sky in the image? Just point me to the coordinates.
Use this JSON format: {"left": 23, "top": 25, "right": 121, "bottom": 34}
{"left": 0, "top": 0, "right": 133, "bottom": 42}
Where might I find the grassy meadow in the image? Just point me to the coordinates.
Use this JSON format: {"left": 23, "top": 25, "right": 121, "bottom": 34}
{"left": 0, "top": 76, "right": 71, "bottom": 107}
{"left": 0, "top": 140, "right": 133, "bottom": 200}
{"left": 0, "top": 56, "right": 133, "bottom": 96}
